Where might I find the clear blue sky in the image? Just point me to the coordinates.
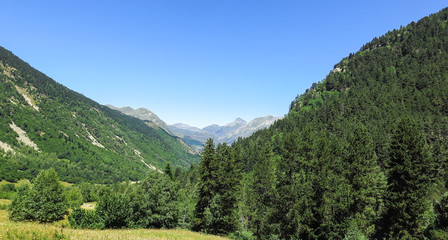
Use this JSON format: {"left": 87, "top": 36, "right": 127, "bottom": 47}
{"left": 1, "top": 1, "right": 446, "bottom": 127}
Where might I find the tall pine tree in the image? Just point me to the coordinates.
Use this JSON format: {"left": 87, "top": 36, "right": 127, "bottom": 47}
{"left": 383, "top": 117, "right": 435, "bottom": 239}
{"left": 344, "top": 122, "right": 387, "bottom": 237}
{"left": 193, "top": 138, "right": 217, "bottom": 232}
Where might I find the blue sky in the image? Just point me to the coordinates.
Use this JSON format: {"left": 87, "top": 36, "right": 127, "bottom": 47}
{"left": 1, "top": 1, "right": 446, "bottom": 127}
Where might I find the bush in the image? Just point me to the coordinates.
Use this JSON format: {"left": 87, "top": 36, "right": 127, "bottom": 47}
{"left": 0, "top": 183, "right": 15, "bottom": 192}
{"left": 69, "top": 208, "right": 105, "bottom": 229}
{"left": 64, "top": 186, "right": 83, "bottom": 208}
{"left": 95, "top": 192, "right": 130, "bottom": 228}
{"left": 229, "top": 230, "right": 255, "bottom": 240}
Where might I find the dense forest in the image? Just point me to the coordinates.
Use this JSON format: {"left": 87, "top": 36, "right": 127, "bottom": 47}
{"left": 4, "top": 6, "right": 448, "bottom": 240}
{"left": 219, "top": 7, "right": 448, "bottom": 239}
{"left": 0, "top": 45, "right": 199, "bottom": 183}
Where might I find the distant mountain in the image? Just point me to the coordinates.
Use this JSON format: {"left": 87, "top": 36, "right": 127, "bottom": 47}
{"left": 109, "top": 105, "right": 281, "bottom": 150}
{"left": 0, "top": 46, "right": 199, "bottom": 184}
{"left": 106, "top": 105, "right": 175, "bottom": 135}
{"left": 169, "top": 115, "right": 282, "bottom": 145}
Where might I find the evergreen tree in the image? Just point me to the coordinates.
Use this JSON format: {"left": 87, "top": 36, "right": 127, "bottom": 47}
{"left": 250, "top": 141, "right": 276, "bottom": 237}
{"left": 194, "top": 139, "right": 241, "bottom": 234}
{"left": 383, "top": 117, "right": 435, "bottom": 239}
{"left": 345, "top": 122, "right": 387, "bottom": 237}
{"left": 165, "top": 162, "right": 174, "bottom": 181}
{"left": 214, "top": 143, "right": 241, "bottom": 234}
{"left": 194, "top": 138, "right": 217, "bottom": 231}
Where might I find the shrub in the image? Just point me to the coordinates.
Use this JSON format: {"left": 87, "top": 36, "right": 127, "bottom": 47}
{"left": 69, "top": 208, "right": 105, "bottom": 229}
{"left": 64, "top": 186, "right": 83, "bottom": 209}
{"left": 95, "top": 192, "right": 130, "bottom": 228}
{"left": 229, "top": 230, "right": 256, "bottom": 240}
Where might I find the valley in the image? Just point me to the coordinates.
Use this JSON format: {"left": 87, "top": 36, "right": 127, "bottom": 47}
{"left": 1, "top": 4, "right": 448, "bottom": 240}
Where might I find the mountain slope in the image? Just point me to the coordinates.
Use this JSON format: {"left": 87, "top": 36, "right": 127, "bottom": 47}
{"left": 227, "top": 8, "right": 448, "bottom": 239}
{"left": 105, "top": 105, "right": 176, "bottom": 136}
{"left": 0, "top": 46, "right": 199, "bottom": 183}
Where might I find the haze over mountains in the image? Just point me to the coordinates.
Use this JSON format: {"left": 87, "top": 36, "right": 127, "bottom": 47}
{"left": 107, "top": 105, "right": 282, "bottom": 150}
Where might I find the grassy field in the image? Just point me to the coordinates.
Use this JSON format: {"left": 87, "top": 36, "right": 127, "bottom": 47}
{"left": 0, "top": 179, "right": 72, "bottom": 187}
{"left": 0, "top": 209, "right": 230, "bottom": 240}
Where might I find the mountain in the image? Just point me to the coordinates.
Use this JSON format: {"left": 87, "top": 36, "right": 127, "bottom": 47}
{"left": 105, "top": 105, "right": 175, "bottom": 135}
{"left": 0, "top": 46, "right": 199, "bottom": 184}
{"left": 109, "top": 105, "right": 282, "bottom": 150}
{"left": 223, "top": 8, "right": 448, "bottom": 239}
{"left": 169, "top": 115, "right": 282, "bottom": 145}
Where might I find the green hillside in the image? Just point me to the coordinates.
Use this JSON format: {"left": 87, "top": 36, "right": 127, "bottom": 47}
{"left": 192, "top": 7, "right": 448, "bottom": 239}
{"left": 0, "top": 46, "right": 199, "bottom": 183}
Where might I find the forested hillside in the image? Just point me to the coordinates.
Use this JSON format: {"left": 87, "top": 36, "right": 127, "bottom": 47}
{"left": 0, "top": 47, "right": 199, "bottom": 183}
{"left": 192, "top": 8, "right": 448, "bottom": 239}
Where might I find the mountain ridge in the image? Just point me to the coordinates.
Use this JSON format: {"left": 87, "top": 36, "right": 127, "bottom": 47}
{"left": 0, "top": 46, "right": 199, "bottom": 183}
{"left": 107, "top": 105, "right": 282, "bottom": 149}
{"left": 169, "top": 115, "right": 282, "bottom": 145}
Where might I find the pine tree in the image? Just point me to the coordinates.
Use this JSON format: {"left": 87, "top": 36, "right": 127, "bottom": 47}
{"left": 214, "top": 143, "right": 241, "bottom": 234}
{"left": 345, "top": 122, "right": 387, "bottom": 237}
{"left": 251, "top": 141, "right": 276, "bottom": 237}
{"left": 164, "top": 162, "right": 174, "bottom": 181}
{"left": 193, "top": 138, "right": 217, "bottom": 231}
{"left": 383, "top": 117, "right": 435, "bottom": 239}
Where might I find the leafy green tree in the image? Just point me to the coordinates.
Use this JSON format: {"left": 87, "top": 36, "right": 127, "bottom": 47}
{"left": 383, "top": 117, "right": 436, "bottom": 239}
{"left": 31, "top": 169, "right": 68, "bottom": 222}
{"left": 95, "top": 190, "right": 129, "bottom": 228}
{"left": 138, "top": 170, "right": 179, "bottom": 228}
{"left": 65, "top": 186, "right": 83, "bottom": 208}
{"left": 8, "top": 183, "right": 34, "bottom": 221}
{"left": 8, "top": 168, "right": 68, "bottom": 223}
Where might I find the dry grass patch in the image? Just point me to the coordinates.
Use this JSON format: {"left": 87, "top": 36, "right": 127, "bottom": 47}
{"left": 60, "top": 181, "right": 74, "bottom": 187}
{"left": 0, "top": 210, "right": 230, "bottom": 240}
{"left": 80, "top": 202, "right": 97, "bottom": 210}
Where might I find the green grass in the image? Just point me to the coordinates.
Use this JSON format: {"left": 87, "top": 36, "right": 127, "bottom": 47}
{"left": 0, "top": 199, "right": 10, "bottom": 210}
{"left": 0, "top": 210, "right": 230, "bottom": 240}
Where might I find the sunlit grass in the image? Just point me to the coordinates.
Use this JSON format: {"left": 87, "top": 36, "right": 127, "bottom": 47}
{"left": 0, "top": 210, "right": 230, "bottom": 240}
{"left": 60, "top": 181, "right": 74, "bottom": 187}
{"left": 80, "top": 202, "right": 96, "bottom": 210}
{"left": 1, "top": 179, "right": 73, "bottom": 187}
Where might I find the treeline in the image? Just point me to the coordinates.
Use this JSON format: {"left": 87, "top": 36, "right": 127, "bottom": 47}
{"left": 7, "top": 166, "right": 200, "bottom": 230}
{"left": 207, "top": 118, "right": 445, "bottom": 239}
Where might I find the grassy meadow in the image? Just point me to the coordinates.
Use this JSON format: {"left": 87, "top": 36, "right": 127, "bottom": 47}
{"left": 0, "top": 208, "right": 229, "bottom": 240}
